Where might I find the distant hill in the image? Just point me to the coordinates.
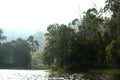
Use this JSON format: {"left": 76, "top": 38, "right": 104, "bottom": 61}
{"left": 3, "top": 29, "right": 46, "bottom": 49}
{"left": 4, "top": 29, "right": 32, "bottom": 41}
{"left": 33, "top": 31, "right": 46, "bottom": 49}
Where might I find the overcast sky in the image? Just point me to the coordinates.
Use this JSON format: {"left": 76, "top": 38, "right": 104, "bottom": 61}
{"left": 0, "top": 0, "right": 105, "bottom": 34}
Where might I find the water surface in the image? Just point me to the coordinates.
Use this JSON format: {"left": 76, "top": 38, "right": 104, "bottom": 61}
{"left": 0, "top": 69, "right": 119, "bottom": 80}
{"left": 0, "top": 69, "right": 49, "bottom": 80}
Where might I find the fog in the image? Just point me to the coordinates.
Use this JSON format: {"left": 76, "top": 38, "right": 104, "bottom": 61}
{"left": 0, "top": 0, "right": 105, "bottom": 37}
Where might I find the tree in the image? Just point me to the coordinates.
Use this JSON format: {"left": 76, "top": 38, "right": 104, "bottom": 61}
{"left": 79, "top": 8, "right": 104, "bottom": 40}
{"left": 0, "top": 29, "right": 7, "bottom": 67}
{"left": 13, "top": 38, "right": 31, "bottom": 68}
{"left": 27, "top": 36, "right": 39, "bottom": 68}
{"left": 104, "top": 0, "right": 120, "bottom": 39}
{"left": 43, "top": 24, "right": 75, "bottom": 70}
{"left": 77, "top": 8, "right": 108, "bottom": 68}
{"left": 43, "top": 24, "right": 59, "bottom": 66}
{"left": 0, "top": 29, "right": 6, "bottom": 43}
{"left": 106, "top": 36, "right": 120, "bottom": 68}
{"left": 104, "top": 0, "right": 120, "bottom": 14}
{"left": 27, "top": 36, "right": 39, "bottom": 52}
{"left": 54, "top": 24, "right": 75, "bottom": 69}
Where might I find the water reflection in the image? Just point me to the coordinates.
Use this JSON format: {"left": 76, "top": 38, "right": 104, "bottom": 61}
{"left": 48, "top": 72, "right": 120, "bottom": 80}
{"left": 103, "top": 74, "right": 120, "bottom": 80}
{"left": 82, "top": 73, "right": 120, "bottom": 80}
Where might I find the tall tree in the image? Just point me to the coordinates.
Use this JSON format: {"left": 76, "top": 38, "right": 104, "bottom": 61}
{"left": 27, "top": 36, "right": 39, "bottom": 68}
{"left": 106, "top": 36, "right": 120, "bottom": 68}
{"left": 79, "top": 8, "right": 104, "bottom": 40}
{"left": 43, "top": 24, "right": 75, "bottom": 70}
{"left": 104, "top": 0, "right": 120, "bottom": 14}
{"left": 104, "top": 0, "right": 120, "bottom": 39}
{"left": 0, "top": 29, "right": 6, "bottom": 43}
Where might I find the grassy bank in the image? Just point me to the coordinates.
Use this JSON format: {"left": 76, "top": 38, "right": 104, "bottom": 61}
{"left": 89, "top": 69, "right": 120, "bottom": 75}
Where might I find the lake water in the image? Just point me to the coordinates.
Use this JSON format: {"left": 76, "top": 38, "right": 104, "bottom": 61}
{"left": 0, "top": 70, "right": 49, "bottom": 80}
{"left": 0, "top": 69, "right": 119, "bottom": 80}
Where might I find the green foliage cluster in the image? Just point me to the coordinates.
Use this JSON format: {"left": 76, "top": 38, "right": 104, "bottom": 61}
{"left": 0, "top": 38, "right": 31, "bottom": 68}
{"left": 43, "top": 0, "right": 120, "bottom": 71}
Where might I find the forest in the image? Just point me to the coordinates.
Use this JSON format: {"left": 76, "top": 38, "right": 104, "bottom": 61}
{"left": 0, "top": 0, "right": 120, "bottom": 72}
{"left": 43, "top": 0, "right": 120, "bottom": 72}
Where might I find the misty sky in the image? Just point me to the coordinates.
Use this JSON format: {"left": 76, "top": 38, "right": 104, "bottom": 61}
{"left": 0, "top": 0, "right": 105, "bottom": 34}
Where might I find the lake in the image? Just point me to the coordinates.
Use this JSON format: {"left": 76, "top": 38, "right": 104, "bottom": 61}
{"left": 0, "top": 69, "right": 119, "bottom": 80}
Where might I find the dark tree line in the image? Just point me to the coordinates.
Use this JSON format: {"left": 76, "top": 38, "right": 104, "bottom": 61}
{"left": 43, "top": 0, "right": 120, "bottom": 71}
{"left": 0, "top": 38, "right": 31, "bottom": 68}
{"left": 0, "top": 29, "right": 39, "bottom": 68}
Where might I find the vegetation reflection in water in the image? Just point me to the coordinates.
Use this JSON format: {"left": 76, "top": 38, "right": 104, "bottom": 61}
{"left": 48, "top": 72, "right": 120, "bottom": 80}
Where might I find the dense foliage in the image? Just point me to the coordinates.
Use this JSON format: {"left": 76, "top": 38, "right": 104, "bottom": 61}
{"left": 0, "top": 38, "right": 30, "bottom": 68}
{"left": 43, "top": 0, "right": 120, "bottom": 71}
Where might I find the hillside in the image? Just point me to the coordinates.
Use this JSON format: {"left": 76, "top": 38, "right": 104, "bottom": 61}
{"left": 33, "top": 31, "right": 46, "bottom": 49}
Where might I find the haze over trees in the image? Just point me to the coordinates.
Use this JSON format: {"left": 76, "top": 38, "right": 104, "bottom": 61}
{"left": 0, "top": 29, "right": 40, "bottom": 68}
{"left": 0, "top": 29, "right": 6, "bottom": 43}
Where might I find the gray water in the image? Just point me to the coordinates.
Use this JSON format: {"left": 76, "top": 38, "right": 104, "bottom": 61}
{"left": 0, "top": 69, "right": 119, "bottom": 80}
